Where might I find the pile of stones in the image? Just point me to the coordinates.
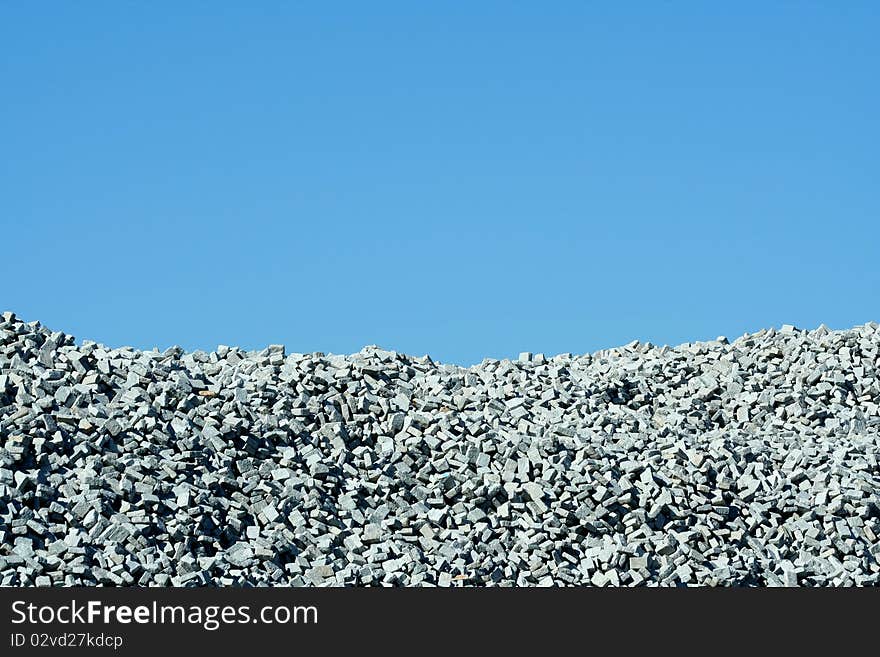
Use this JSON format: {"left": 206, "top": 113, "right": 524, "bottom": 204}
{"left": 1, "top": 311, "right": 878, "bottom": 586}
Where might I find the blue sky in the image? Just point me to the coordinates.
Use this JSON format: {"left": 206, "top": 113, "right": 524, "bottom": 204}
{"left": 2, "top": 3, "right": 878, "bottom": 364}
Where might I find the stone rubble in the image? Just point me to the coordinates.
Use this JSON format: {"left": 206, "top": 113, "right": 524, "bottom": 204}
{"left": 1, "top": 311, "right": 878, "bottom": 586}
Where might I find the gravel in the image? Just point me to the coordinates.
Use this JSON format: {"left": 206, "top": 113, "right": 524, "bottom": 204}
{"left": 1, "top": 311, "right": 879, "bottom": 586}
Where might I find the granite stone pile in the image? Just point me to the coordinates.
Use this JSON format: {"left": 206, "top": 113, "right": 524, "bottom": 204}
{"left": 1, "top": 311, "right": 878, "bottom": 586}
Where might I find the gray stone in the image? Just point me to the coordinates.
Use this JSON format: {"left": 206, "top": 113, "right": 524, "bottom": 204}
{"left": 1, "top": 312, "right": 878, "bottom": 587}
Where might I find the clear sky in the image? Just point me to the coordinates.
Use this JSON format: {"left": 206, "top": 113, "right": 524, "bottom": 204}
{"left": 2, "top": 3, "right": 878, "bottom": 364}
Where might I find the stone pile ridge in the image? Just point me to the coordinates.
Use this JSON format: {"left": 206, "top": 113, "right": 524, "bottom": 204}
{"left": 1, "top": 311, "right": 879, "bottom": 586}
